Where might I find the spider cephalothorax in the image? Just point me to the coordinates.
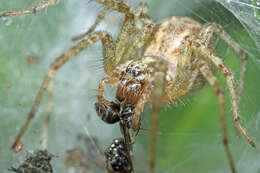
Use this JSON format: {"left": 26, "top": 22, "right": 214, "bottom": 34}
{"left": 95, "top": 58, "right": 154, "bottom": 129}
{"left": 116, "top": 60, "right": 151, "bottom": 105}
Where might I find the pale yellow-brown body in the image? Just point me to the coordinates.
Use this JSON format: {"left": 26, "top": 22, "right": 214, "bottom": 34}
{"left": 143, "top": 17, "right": 209, "bottom": 102}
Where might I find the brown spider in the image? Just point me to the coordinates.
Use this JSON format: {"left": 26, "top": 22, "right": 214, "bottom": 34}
{"left": 1, "top": 0, "right": 256, "bottom": 173}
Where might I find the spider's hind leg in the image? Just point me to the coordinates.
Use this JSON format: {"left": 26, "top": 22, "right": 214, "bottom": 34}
{"left": 0, "top": 0, "right": 59, "bottom": 18}
{"left": 199, "top": 59, "right": 236, "bottom": 173}
{"left": 200, "top": 23, "right": 247, "bottom": 107}
{"left": 194, "top": 43, "right": 256, "bottom": 148}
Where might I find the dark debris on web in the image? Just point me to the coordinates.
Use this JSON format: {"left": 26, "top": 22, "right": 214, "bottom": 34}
{"left": 9, "top": 150, "right": 55, "bottom": 173}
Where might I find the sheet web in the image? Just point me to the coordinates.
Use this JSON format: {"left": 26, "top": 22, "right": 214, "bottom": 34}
{"left": 0, "top": 0, "right": 259, "bottom": 173}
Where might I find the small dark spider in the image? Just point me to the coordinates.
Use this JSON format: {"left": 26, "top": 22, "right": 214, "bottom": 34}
{"left": 2, "top": 0, "right": 256, "bottom": 173}
{"left": 105, "top": 138, "right": 132, "bottom": 173}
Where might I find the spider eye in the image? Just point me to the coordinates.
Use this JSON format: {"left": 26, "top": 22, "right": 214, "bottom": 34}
{"left": 131, "top": 69, "right": 139, "bottom": 76}
{"left": 126, "top": 67, "right": 139, "bottom": 76}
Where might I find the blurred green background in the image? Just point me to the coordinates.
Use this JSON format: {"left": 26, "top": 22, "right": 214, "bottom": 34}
{"left": 0, "top": 0, "right": 260, "bottom": 173}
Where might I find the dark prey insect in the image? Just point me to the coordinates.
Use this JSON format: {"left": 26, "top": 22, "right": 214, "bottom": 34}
{"left": 105, "top": 138, "right": 132, "bottom": 173}
{"left": 1, "top": 0, "right": 256, "bottom": 173}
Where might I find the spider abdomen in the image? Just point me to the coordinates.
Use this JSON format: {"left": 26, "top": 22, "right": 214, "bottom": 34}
{"left": 143, "top": 17, "right": 202, "bottom": 67}
{"left": 143, "top": 17, "right": 208, "bottom": 101}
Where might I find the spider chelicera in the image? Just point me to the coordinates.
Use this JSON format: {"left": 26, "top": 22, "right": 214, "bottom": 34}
{"left": 1, "top": 0, "right": 256, "bottom": 173}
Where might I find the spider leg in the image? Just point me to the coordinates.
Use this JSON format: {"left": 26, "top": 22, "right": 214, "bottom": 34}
{"left": 194, "top": 45, "right": 256, "bottom": 148}
{"left": 199, "top": 59, "right": 236, "bottom": 173}
{"left": 93, "top": 0, "right": 131, "bottom": 14}
{"left": 92, "top": 1, "right": 155, "bottom": 65}
{"left": 11, "top": 31, "right": 115, "bottom": 150}
{"left": 122, "top": 3, "right": 154, "bottom": 62}
{"left": 94, "top": 1, "right": 155, "bottom": 64}
{"left": 72, "top": 7, "right": 110, "bottom": 41}
{"left": 97, "top": 77, "right": 118, "bottom": 104}
{"left": 92, "top": 0, "right": 134, "bottom": 54}
{"left": 149, "top": 59, "right": 167, "bottom": 173}
{"left": 114, "top": 14, "right": 135, "bottom": 62}
{"left": 78, "top": 1, "right": 136, "bottom": 72}
{"left": 200, "top": 23, "right": 247, "bottom": 107}
{"left": 0, "top": 0, "right": 59, "bottom": 18}
{"left": 165, "top": 38, "right": 201, "bottom": 101}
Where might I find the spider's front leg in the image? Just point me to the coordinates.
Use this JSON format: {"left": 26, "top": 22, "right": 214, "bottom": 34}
{"left": 94, "top": 0, "right": 154, "bottom": 62}
{"left": 11, "top": 31, "right": 116, "bottom": 150}
{"left": 94, "top": 0, "right": 131, "bottom": 14}
{"left": 73, "top": 0, "right": 140, "bottom": 42}
{"left": 0, "top": 0, "right": 59, "bottom": 18}
{"left": 94, "top": 77, "right": 120, "bottom": 124}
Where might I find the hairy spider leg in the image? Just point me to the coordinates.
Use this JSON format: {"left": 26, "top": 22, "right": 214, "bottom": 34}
{"left": 94, "top": 0, "right": 131, "bottom": 14}
{"left": 89, "top": 1, "right": 151, "bottom": 74}
{"left": 11, "top": 31, "right": 116, "bottom": 150}
{"left": 164, "top": 39, "right": 202, "bottom": 102}
{"left": 122, "top": 3, "right": 154, "bottom": 62}
{"left": 97, "top": 77, "right": 118, "bottom": 105}
{"left": 149, "top": 59, "right": 167, "bottom": 173}
{"left": 93, "top": 0, "right": 135, "bottom": 63}
{"left": 200, "top": 23, "right": 248, "bottom": 107}
{"left": 195, "top": 44, "right": 256, "bottom": 148}
{"left": 0, "top": 0, "right": 59, "bottom": 17}
{"left": 199, "top": 60, "right": 236, "bottom": 173}
{"left": 94, "top": 0, "right": 155, "bottom": 65}
{"left": 149, "top": 54, "right": 201, "bottom": 173}
{"left": 72, "top": 7, "right": 110, "bottom": 41}
{"left": 114, "top": 14, "right": 135, "bottom": 63}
